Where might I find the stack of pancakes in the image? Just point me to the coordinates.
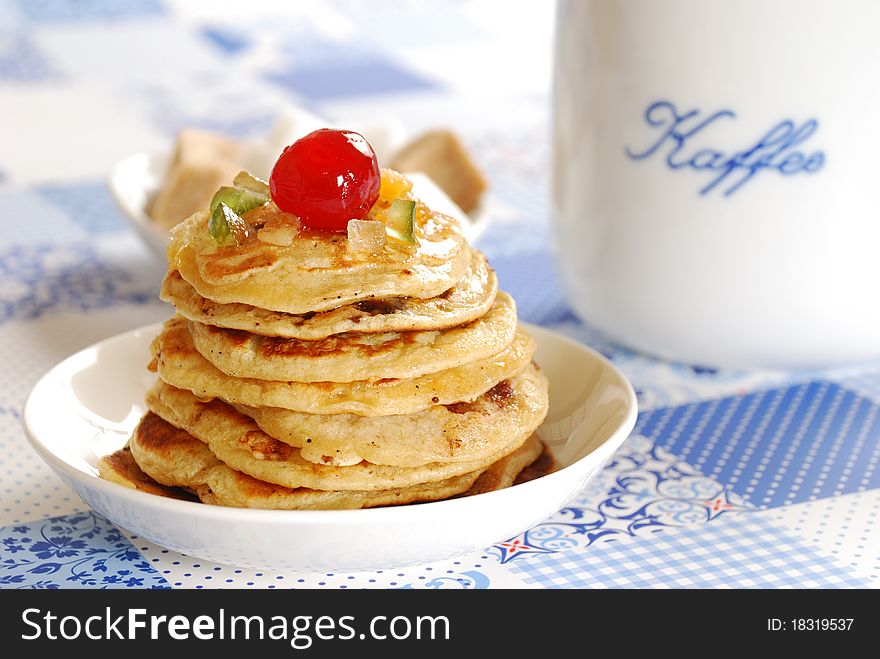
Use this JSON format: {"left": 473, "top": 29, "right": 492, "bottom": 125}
{"left": 100, "top": 181, "right": 551, "bottom": 509}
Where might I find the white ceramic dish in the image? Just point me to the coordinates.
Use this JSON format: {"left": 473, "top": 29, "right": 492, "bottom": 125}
{"left": 109, "top": 151, "right": 493, "bottom": 259}
{"left": 22, "top": 323, "right": 637, "bottom": 571}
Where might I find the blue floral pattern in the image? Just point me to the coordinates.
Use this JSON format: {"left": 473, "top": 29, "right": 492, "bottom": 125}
{"left": 0, "top": 242, "right": 157, "bottom": 323}
{"left": 0, "top": 512, "right": 168, "bottom": 589}
{"left": 490, "top": 434, "right": 751, "bottom": 564}
{"left": 398, "top": 571, "right": 490, "bottom": 590}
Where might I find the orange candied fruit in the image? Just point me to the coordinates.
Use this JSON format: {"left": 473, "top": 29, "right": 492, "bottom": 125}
{"left": 376, "top": 168, "right": 413, "bottom": 208}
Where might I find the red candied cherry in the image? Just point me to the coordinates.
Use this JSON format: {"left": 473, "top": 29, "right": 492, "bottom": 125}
{"left": 269, "top": 128, "right": 381, "bottom": 232}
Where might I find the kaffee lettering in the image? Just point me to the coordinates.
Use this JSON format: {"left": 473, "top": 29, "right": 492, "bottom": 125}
{"left": 625, "top": 100, "right": 825, "bottom": 197}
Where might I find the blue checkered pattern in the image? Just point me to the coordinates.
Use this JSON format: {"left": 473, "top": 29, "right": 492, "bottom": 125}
{"left": 200, "top": 26, "right": 252, "bottom": 56}
{"left": 487, "top": 250, "right": 576, "bottom": 327}
{"left": 0, "top": 188, "right": 85, "bottom": 244}
{"left": 266, "top": 53, "right": 438, "bottom": 100}
{"left": 13, "top": 0, "right": 164, "bottom": 23}
{"left": 509, "top": 514, "right": 871, "bottom": 588}
{"left": 36, "top": 181, "right": 128, "bottom": 234}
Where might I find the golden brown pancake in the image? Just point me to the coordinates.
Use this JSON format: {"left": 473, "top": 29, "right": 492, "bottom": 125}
{"left": 144, "top": 379, "right": 542, "bottom": 492}
{"left": 100, "top": 163, "right": 557, "bottom": 511}
{"left": 161, "top": 250, "right": 497, "bottom": 339}
{"left": 186, "top": 292, "right": 517, "bottom": 383}
{"left": 512, "top": 442, "right": 560, "bottom": 485}
{"left": 236, "top": 364, "right": 550, "bottom": 468}
{"left": 168, "top": 205, "right": 471, "bottom": 314}
{"left": 97, "top": 445, "right": 197, "bottom": 501}
{"left": 459, "top": 434, "right": 544, "bottom": 496}
{"left": 150, "top": 316, "right": 537, "bottom": 416}
{"left": 128, "top": 413, "right": 546, "bottom": 509}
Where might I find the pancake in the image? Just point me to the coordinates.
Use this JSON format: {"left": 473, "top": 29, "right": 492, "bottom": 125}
{"left": 129, "top": 412, "right": 485, "bottom": 509}
{"left": 130, "top": 413, "right": 546, "bottom": 509}
{"left": 97, "top": 445, "right": 197, "bottom": 501}
{"left": 161, "top": 250, "right": 497, "bottom": 339}
{"left": 187, "top": 292, "right": 517, "bottom": 383}
{"left": 169, "top": 204, "right": 471, "bottom": 314}
{"left": 512, "top": 442, "right": 559, "bottom": 485}
{"left": 151, "top": 316, "right": 537, "bottom": 416}
{"left": 460, "top": 434, "right": 544, "bottom": 496}
{"left": 102, "top": 158, "right": 559, "bottom": 510}
{"left": 145, "top": 379, "right": 541, "bottom": 491}
{"left": 237, "top": 364, "right": 550, "bottom": 467}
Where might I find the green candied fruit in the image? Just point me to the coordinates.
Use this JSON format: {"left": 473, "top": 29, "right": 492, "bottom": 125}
{"left": 233, "top": 170, "right": 271, "bottom": 195}
{"left": 209, "top": 186, "right": 268, "bottom": 216}
{"left": 385, "top": 198, "right": 416, "bottom": 243}
{"left": 209, "top": 203, "right": 250, "bottom": 246}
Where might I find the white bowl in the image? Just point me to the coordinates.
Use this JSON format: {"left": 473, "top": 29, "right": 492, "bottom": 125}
{"left": 22, "top": 323, "right": 637, "bottom": 571}
{"left": 109, "top": 150, "right": 493, "bottom": 260}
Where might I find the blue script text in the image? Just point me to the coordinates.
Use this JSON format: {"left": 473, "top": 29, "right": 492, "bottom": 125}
{"left": 625, "top": 100, "right": 825, "bottom": 196}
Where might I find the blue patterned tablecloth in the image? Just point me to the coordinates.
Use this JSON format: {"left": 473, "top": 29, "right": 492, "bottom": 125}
{"left": 1, "top": 0, "right": 877, "bottom": 589}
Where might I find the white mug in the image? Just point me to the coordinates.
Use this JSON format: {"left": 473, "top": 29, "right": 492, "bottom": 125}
{"left": 552, "top": 0, "right": 880, "bottom": 368}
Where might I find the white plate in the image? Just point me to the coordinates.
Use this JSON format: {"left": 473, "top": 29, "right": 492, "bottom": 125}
{"left": 109, "top": 150, "right": 493, "bottom": 260}
{"left": 22, "top": 323, "right": 637, "bottom": 571}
